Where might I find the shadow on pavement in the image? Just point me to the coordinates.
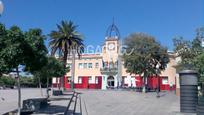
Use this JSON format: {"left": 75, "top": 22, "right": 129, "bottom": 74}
{"left": 48, "top": 97, "right": 71, "bottom": 101}
{"left": 35, "top": 105, "right": 66, "bottom": 115}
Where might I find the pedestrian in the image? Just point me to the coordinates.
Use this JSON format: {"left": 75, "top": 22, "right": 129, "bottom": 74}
{"left": 170, "top": 82, "right": 173, "bottom": 91}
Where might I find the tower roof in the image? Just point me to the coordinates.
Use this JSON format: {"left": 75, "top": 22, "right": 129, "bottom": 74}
{"left": 106, "top": 19, "right": 120, "bottom": 39}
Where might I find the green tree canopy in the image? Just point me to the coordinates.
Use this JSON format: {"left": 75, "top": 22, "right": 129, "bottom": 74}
{"left": 33, "top": 56, "right": 69, "bottom": 80}
{"left": 123, "top": 33, "right": 169, "bottom": 75}
{"left": 0, "top": 23, "right": 48, "bottom": 114}
{"left": 123, "top": 33, "right": 169, "bottom": 92}
{"left": 24, "top": 29, "right": 48, "bottom": 72}
{"left": 0, "top": 24, "right": 10, "bottom": 75}
{"left": 173, "top": 27, "right": 204, "bottom": 82}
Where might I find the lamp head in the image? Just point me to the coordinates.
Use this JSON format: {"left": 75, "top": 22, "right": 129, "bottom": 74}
{"left": 0, "top": 1, "right": 3, "bottom": 16}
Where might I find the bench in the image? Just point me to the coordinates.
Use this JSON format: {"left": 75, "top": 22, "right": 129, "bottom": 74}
{"left": 22, "top": 98, "right": 48, "bottom": 112}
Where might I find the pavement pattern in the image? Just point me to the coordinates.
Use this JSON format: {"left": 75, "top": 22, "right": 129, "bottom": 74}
{"left": 77, "top": 89, "right": 184, "bottom": 115}
{"left": 0, "top": 88, "right": 196, "bottom": 115}
{"left": 0, "top": 88, "right": 47, "bottom": 114}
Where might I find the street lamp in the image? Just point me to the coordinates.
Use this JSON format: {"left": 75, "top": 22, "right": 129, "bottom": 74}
{"left": 0, "top": 1, "right": 3, "bottom": 16}
{"left": 156, "top": 63, "right": 160, "bottom": 98}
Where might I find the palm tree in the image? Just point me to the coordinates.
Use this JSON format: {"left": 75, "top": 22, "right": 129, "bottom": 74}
{"left": 49, "top": 20, "right": 84, "bottom": 90}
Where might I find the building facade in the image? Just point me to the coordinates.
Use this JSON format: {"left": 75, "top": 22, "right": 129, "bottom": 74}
{"left": 52, "top": 22, "right": 177, "bottom": 91}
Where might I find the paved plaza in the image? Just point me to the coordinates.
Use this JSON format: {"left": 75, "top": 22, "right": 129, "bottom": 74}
{"left": 78, "top": 89, "right": 180, "bottom": 115}
{"left": 0, "top": 88, "right": 193, "bottom": 115}
{"left": 0, "top": 88, "right": 47, "bottom": 114}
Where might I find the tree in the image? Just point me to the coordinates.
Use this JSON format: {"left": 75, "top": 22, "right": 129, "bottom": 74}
{"left": 33, "top": 56, "right": 69, "bottom": 96}
{"left": 24, "top": 29, "right": 48, "bottom": 72}
{"left": 20, "top": 76, "right": 37, "bottom": 87}
{"left": 0, "top": 76, "right": 16, "bottom": 87}
{"left": 0, "top": 26, "right": 29, "bottom": 115}
{"left": 49, "top": 20, "right": 84, "bottom": 90}
{"left": 173, "top": 27, "right": 204, "bottom": 71}
{"left": 0, "top": 24, "right": 10, "bottom": 76}
{"left": 0, "top": 24, "right": 47, "bottom": 115}
{"left": 194, "top": 54, "right": 204, "bottom": 83}
{"left": 173, "top": 27, "right": 204, "bottom": 94}
{"left": 24, "top": 29, "right": 48, "bottom": 97}
{"left": 123, "top": 33, "right": 169, "bottom": 92}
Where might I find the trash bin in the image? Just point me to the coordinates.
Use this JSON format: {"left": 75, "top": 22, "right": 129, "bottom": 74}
{"left": 179, "top": 70, "right": 198, "bottom": 113}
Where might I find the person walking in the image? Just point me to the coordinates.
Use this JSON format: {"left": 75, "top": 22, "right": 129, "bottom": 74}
{"left": 170, "top": 82, "right": 173, "bottom": 92}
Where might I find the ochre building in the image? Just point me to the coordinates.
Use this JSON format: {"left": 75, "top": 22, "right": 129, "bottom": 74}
{"left": 52, "top": 22, "right": 177, "bottom": 91}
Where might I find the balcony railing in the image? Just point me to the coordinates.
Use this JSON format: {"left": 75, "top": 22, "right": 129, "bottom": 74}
{"left": 100, "top": 67, "right": 118, "bottom": 75}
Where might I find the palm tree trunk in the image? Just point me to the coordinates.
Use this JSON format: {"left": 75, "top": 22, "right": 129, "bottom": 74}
{"left": 16, "top": 67, "right": 21, "bottom": 115}
{"left": 38, "top": 77, "right": 43, "bottom": 97}
{"left": 62, "top": 51, "right": 68, "bottom": 91}
{"left": 71, "top": 49, "right": 75, "bottom": 90}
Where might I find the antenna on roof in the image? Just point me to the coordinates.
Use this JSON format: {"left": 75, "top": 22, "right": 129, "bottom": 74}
{"left": 112, "top": 17, "right": 115, "bottom": 25}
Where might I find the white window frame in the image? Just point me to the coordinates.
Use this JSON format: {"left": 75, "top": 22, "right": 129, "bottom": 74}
{"left": 95, "top": 62, "right": 99, "bottom": 68}
{"left": 95, "top": 77, "right": 99, "bottom": 84}
{"left": 78, "top": 63, "right": 83, "bottom": 69}
{"left": 84, "top": 63, "right": 87, "bottom": 69}
{"left": 88, "top": 63, "right": 92, "bottom": 69}
{"left": 162, "top": 77, "right": 168, "bottom": 85}
{"left": 78, "top": 77, "right": 82, "bottom": 84}
{"left": 88, "top": 76, "right": 92, "bottom": 83}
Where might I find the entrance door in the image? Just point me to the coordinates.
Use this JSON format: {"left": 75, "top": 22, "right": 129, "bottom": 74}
{"left": 107, "top": 76, "right": 114, "bottom": 87}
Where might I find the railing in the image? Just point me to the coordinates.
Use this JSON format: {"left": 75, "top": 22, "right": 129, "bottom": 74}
{"left": 64, "top": 91, "right": 81, "bottom": 115}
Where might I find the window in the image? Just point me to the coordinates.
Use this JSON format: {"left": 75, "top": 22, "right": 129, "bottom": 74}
{"left": 95, "top": 77, "right": 99, "bottom": 84}
{"left": 109, "top": 62, "right": 113, "bottom": 68}
{"left": 66, "top": 63, "right": 72, "bottom": 68}
{"left": 84, "top": 63, "right": 87, "bottom": 69}
{"left": 162, "top": 77, "right": 168, "bottom": 85}
{"left": 88, "top": 76, "right": 92, "bottom": 83}
{"left": 95, "top": 62, "right": 99, "bottom": 68}
{"left": 122, "top": 76, "right": 127, "bottom": 85}
{"left": 78, "top": 77, "right": 82, "bottom": 84}
{"left": 78, "top": 63, "right": 83, "bottom": 69}
{"left": 88, "top": 63, "right": 92, "bottom": 68}
{"left": 67, "top": 77, "right": 71, "bottom": 84}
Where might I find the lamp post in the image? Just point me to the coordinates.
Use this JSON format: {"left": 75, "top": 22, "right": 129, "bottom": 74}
{"left": 0, "top": 0, "right": 3, "bottom": 16}
{"left": 156, "top": 64, "right": 160, "bottom": 98}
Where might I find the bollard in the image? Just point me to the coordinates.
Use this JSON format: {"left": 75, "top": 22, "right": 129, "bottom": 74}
{"left": 179, "top": 70, "right": 198, "bottom": 113}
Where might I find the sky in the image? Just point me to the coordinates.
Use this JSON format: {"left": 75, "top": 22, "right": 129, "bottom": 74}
{"left": 0, "top": 0, "right": 203, "bottom": 51}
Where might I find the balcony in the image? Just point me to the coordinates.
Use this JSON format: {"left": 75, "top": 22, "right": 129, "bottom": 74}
{"left": 100, "top": 67, "right": 118, "bottom": 75}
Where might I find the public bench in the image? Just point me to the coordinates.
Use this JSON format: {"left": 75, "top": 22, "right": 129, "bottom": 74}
{"left": 2, "top": 98, "right": 48, "bottom": 115}
{"left": 22, "top": 98, "right": 48, "bottom": 112}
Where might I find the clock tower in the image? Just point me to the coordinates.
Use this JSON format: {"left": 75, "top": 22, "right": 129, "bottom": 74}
{"left": 101, "top": 20, "right": 122, "bottom": 89}
{"left": 102, "top": 20, "right": 120, "bottom": 63}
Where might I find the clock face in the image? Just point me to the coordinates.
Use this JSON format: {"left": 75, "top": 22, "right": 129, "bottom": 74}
{"left": 108, "top": 43, "right": 115, "bottom": 50}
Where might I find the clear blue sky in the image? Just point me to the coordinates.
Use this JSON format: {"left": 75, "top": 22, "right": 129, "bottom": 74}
{"left": 0, "top": 0, "right": 203, "bottom": 51}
